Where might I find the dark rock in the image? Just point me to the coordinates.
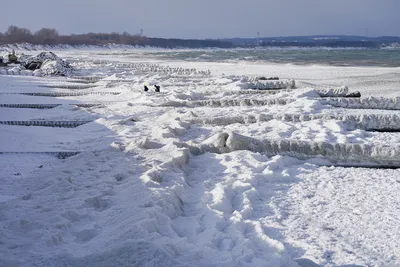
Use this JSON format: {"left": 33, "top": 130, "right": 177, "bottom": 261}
{"left": 26, "top": 62, "right": 42, "bottom": 71}
{"left": 345, "top": 91, "right": 361, "bottom": 98}
{"left": 258, "top": 76, "right": 279, "bottom": 80}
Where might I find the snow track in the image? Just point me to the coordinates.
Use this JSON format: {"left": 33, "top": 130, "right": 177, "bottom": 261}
{"left": 0, "top": 120, "right": 92, "bottom": 128}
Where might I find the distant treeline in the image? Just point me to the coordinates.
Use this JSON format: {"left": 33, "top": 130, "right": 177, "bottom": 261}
{"left": 0, "top": 25, "right": 233, "bottom": 48}
{"left": 1, "top": 25, "right": 398, "bottom": 49}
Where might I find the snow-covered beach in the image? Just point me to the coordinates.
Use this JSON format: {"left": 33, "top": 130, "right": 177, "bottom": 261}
{"left": 1, "top": 48, "right": 400, "bottom": 267}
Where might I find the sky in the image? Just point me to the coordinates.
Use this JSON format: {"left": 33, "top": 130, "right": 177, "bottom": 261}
{"left": 1, "top": 0, "right": 399, "bottom": 39}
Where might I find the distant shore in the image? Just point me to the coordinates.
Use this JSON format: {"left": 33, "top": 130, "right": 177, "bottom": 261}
{"left": 1, "top": 26, "right": 400, "bottom": 49}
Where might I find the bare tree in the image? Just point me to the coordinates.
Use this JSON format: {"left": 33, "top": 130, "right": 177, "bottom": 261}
{"left": 34, "top": 28, "right": 59, "bottom": 44}
{"left": 5, "top": 25, "right": 32, "bottom": 43}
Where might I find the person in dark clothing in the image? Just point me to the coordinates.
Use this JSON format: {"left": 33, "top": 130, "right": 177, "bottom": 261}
{"left": 154, "top": 85, "right": 160, "bottom": 92}
{"left": 144, "top": 85, "right": 149, "bottom": 92}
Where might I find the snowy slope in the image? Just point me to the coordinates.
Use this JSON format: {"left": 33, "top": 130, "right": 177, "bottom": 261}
{"left": 1, "top": 48, "right": 400, "bottom": 267}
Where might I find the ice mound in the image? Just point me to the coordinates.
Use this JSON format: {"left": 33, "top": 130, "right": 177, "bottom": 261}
{"left": 20, "top": 52, "right": 73, "bottom": 76}
{"left": 240, "top": 76, "right": 296, "bottom": 90}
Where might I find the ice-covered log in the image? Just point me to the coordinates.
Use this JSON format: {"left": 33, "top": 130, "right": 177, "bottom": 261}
{"left": 235, "top": 89, "right": 294, "bottom": 95}
{"left": 189, "top": 113, "right": 331, "bottom": 126}
{"left": 178, "top": 131, "right": 400, "bottom": 166}
{"left": 240, "top": 76, "right": 296, "bottom": 90}
{"left": 315, "top": 86, "right": 361, "bottom": 98}
{"left": 320, "top": 97, "right": 400, "bottom": 110}
{"left": 159, "top": 98, "right": 294, "bottom": 108}
{"left": 228, "top": 87, "right": 359, "bottom": 98}
{"left": 341, "top": 114, "right": 400, "bottom": 131}
{"left": 189, "top": 113, "right": 400, "bottom": 131}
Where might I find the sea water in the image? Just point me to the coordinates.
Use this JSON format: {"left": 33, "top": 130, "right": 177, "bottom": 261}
{"left": 144, "top": 48, "right": 400, "bottom": 67}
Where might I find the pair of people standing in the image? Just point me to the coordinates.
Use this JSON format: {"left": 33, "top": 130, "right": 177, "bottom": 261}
{"left": 144, "top": 84, "right": 160, "bottom": 92}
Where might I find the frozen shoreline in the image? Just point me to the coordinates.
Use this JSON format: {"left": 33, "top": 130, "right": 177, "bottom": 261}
{"left": 1, "top": 49, "right": 400, "bottom": 267}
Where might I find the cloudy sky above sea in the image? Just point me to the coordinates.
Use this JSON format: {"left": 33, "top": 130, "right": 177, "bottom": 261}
{"left": 1, "top": 0, "right": 399, "bottom": 38}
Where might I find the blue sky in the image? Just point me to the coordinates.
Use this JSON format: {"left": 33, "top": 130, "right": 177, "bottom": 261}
{"left": 1, "top": 0, "right": 399, "bottom": 38}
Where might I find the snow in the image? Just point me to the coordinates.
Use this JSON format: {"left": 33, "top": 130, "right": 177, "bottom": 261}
{"left": 0, "top": 51, "right": 73, "bottom": 77}
{"left": 1, "top": 48, "right": 400, "bottom": 267}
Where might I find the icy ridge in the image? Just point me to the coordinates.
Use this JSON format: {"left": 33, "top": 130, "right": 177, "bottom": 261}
{"left": 188, "top": 113, "right": 400, "bottom": 131}
{"left": 321, "top": 96, "right": 400, "bottom": 110}
{"left": 178, "top": 131, "right": 400, "bottom": 166}
{"left": 232, "top": 87, "right": 359, "bottom": 98}
{"left": 315, "top": 86, "right": 349, "bottom": 97}
{"left": 159, "top": 98, "right": 294, "bottom": 107}
{"left": 240, "top": 76, "right": 296, "bottom": 89}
